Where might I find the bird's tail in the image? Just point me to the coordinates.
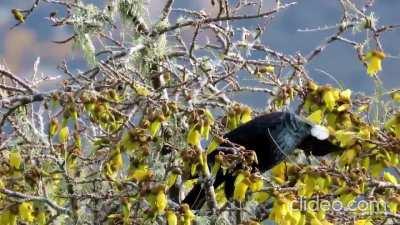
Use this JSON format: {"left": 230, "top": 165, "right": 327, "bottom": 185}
{"left": 182, "top": 181, "right": 206, "bottom": 210}
{"left": 182, "top": 169, "right": 236, "bottom": 210}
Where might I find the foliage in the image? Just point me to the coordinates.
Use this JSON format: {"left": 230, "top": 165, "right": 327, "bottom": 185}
{"left": 0, "top": 0, "right": 399, "bottom": 225}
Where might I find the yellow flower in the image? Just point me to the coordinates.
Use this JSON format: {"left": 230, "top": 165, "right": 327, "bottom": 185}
{"left": 256, "top": 65, "right": 275, "bottom": 75}
{"left": 181, "top": 204, "right": 195, "bottom": 225}
{"left": 187, "top": 125, "right": 201, "bottom": 147}
{"left": 49, "top": 118, "right": 59, "bottom": 137}
{"left": 322, "top": 89, "right": 339, "bottom": 111}
{"left": 233, "top": 171, "right": 251, "bottom": 202}
{"left": 339, "top": 148, "right": 357, "bottom": 166}
{"left": 233, "top": 178, "right": 250, "bottom": 202}
{"left": 11, "top": 9, "right": 25, "bottom": 23}
{"left": 155, "top": 190, "right": 168, "bottom": 214}
{"left": 105, "top": 147, "right": 124, "bottom": 177}
{"left": 335, "top": 130, "right": 356, "bottom": 147}
{"left": 364, "top": 50, "right": 385, "bottom": 76}
{"left": 128, "top": 164, "right": 153, "bottom": 182}
{"left": 271, "top": 162, "right": 286, "bottom": 184}
{"left": 251, "top": 191, "right": 269, "bottom": 203}
{"left": 166, "top": 210, "right": 178, "bottom": 225}
{"left": 149, "top": 119, "right": 161, "bottom": 138}
{"left": 339, "top": 89, "right": 352, "bottom": 101}
{"left": 37, "top": 211, "right": 47, "bottom": 225}
{"left": 390, "top": 89, "right": 400, "bottom": 103}
{"left": 207, "top": 138, "right": 220, "bottom": 154}
{"left": 249, "top": 177, "right": 264, "bottom": 192}
{"left": 383, "top": 172, "right": 398, "bottom": 184}
{"left": 132, "top": 83, "right": 150, "bottom": 96}
{"left": 18, "top": 202, "right": 34, "bottom": 222}
{"left": 146, "top": 185, "right": 168, "bottom": 215}
{"left": 0, "top": 211, "right": 17, "bottom": 225}
{"left": 59, "top": 126, "right": 69, "bottom": 143}
{"left": 298, "top": 174, "right": 315, "bottom": 198}
{"left": 354, "top": 219, "right": 373, "bottom": 225}
{"left": 269, "top": 197, "right": 292, "bottom": 223}
{"left": 110, "top": 151, "right": 123, "bottom": 171}
{"left": 240, "top": 106, "right": 253, "bottom": 124}
{"left": 307, "top": 109, "right": 324, "bottom": 124}
{"left": 9, "top": 151, "right": 22, "bottom": 169}
{"left": 215, "top": 185, "right": 227, "bottom": 207}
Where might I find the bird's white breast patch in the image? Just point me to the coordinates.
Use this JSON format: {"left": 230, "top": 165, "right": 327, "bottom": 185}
{"left": 311, "top": 125, "right": 329, "bottom": 140}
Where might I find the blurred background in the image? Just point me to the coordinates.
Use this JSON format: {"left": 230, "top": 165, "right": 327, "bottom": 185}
{"left": 0, "top": 0, "right": 399, "bottom": 102}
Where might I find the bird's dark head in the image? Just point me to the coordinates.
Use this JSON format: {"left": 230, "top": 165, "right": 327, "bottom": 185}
{"left": 282, "top": 112, "right": 343, "bottom": 156}
{"left": 283, "top": 112, "right": 330, "bottom": 141}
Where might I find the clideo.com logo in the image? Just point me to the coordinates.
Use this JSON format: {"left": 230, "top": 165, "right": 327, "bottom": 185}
{"left": 299, "top": 196, "right": 388, "bottom": 213}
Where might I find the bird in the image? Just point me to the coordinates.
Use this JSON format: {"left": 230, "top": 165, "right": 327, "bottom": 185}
{"left": 182, "top": 111, "right": 342, "bottom": 209}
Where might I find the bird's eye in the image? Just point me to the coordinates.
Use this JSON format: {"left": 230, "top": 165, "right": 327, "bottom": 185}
{"left": 311, "top": 125, "right": 329, "bottom": 140}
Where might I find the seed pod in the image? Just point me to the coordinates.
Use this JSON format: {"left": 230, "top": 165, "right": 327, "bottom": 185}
{"left": 151, "top": 75, "right": 162, "bottom": 89}
{"left": 257, "top": 65, "right": 274, "bottom": 74}
{"left": 59, "top": 126, "right": 69, "bottom": 143}
{"left": 49, "top": 118, "right": 59, "bottom": 137}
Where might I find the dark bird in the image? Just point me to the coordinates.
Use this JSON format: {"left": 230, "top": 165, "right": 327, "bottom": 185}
{"left": 183, "top": 111, "right": 342, "bottom": 209}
